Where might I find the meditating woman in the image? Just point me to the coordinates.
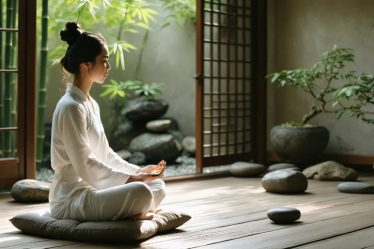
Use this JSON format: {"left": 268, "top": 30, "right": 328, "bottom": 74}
{"left": 49, "top": 22, "right": 166, "bottom": 221}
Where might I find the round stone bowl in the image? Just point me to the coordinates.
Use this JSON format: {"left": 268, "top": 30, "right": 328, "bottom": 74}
{"left": 270, "top": 125, "right": 329, "bottom": 164}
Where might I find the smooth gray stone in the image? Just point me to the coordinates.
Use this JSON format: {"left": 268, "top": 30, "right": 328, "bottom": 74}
{"left": 122, "top": 98, "right": 169, "bottom": 122}
{"left": 146, "top": 119, "right": 171, "bottom": 133}
{"left": 267, "top": 207, "right": 301, "bottom": 224}
{"left": 11, "top": 179, "right": 50, "bottom": 203}
{"left": 182, "top": 136, "right": 196, "bottom": 154}
{"left": 268, "top": 163, "right": 300, "bottom": 172}
{"left": 116, "top": 149, "right": 132, "bottom": 160}
{"left": 129, "top": 133, "right": 182, "bottom": 162}
{"left": 261, "top": 169, "right": 308, "bottom": 193}
{"left": 230, "top": 162, "right": 266, "bottom": 177}
{"left": 337, "top": 182, "right": 374, "bottom": 194}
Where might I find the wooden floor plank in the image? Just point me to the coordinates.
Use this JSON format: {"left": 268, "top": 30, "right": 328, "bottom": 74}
{"left": 293, "top": 225, "right": 374, "bottom": 249}
{"left": 191, "top": 210, "right": 374, "bottom": 249}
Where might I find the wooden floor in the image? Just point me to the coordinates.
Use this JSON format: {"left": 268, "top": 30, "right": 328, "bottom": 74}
{"left": 1, "top": 174, "right": 374, "bottom": 248}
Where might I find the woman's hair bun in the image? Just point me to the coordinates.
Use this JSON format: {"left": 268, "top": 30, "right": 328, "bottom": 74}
{"left": 60, "top": 22, "right": 82, "bottom": 46}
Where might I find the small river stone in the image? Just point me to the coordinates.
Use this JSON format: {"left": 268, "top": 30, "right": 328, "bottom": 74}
{"left": 11, "top": 179, "right": 50, "bottom": 203}
{"left": 261, "top": 169, "right": 308, "bottom": 194}
{"left": 146, "top": 119, "right": 171, "bottom": 133}
{"left": 230, "top": 162, "right": 266, "bottom": 177}
{"left": 267, "top": 207, "right": 301, "bottom": 224}
{"left": 337, "top": 182, "right": 374, "bottom": 194}
{"left": 268, "top": 163, "right": 300, "bottom": 172}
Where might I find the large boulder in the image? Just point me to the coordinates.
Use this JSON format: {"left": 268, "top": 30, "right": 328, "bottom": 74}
{"left": 110, "top": 120, "right": 146, "bottom": 150}
{"left": 11, "top": 179, "right": 50, "bottom": 203}
{"left": 129, "top": 133, "right": 182, "bottom": 163}
{"left": 122, "top": 98, "right": 169, "bottom": 122}
{"left": 261, "top": 169, "right": 308, "bottom": 194}
{"left": 303, "top": 161, "right": 358, "bottom": 181}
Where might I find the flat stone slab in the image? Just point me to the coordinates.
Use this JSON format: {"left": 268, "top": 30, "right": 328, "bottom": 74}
{"left": 11, "top": 179, "right": 50, "bottom": 203}
{"left": 267, "top": 207, "right": 301, "bottom": 224}
{"left": 268, "top": 163, "right": 300, "bottom": 172}
{"left": 337, "top": 182, "right": 374, "bottom": 194}
{"left": 230, "top": 162, "right": 266, "bottom": 177}
{"left": 146, "top": 119, "right": 171, "bottom": 133}
{"left": 261, "top": 169, "right": 308, "bottom": 194}
{"left": 303, "top": 161, "right": 358, "bottom": 181}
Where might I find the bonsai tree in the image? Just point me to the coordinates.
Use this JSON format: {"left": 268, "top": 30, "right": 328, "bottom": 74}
{"left": 267, "top": 46, "right": 358, "bottom": 126}
{"left": 266, "top": 46, "right": 374, "bottom": 163}
{"left": 335, "top": 73, "right": 374, "bottom": 124}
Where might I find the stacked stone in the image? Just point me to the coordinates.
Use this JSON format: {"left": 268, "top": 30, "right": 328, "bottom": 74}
{"left": 110, "top": 98, "right": 195, "bottom": 165}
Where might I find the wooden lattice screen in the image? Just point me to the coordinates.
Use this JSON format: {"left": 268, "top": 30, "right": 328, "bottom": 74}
{"left": 195, "top": 0, "right": 266, "bottom": 171}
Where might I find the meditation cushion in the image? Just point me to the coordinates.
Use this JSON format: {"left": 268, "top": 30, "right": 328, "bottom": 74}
{"left": 10, "top": 210, "right": 191, "bottom": 242}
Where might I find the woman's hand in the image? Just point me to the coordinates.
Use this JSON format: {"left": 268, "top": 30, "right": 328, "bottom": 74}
{"left": 140, "top": 160, "right": 166, "bottom": 176}
{"left": 127, "top": 160, "right": 166, "bottom": 182}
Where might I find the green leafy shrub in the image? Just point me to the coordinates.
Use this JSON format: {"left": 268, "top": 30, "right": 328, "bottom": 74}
{"left": 101, "top": 79, "right": 163, "bottom": 101}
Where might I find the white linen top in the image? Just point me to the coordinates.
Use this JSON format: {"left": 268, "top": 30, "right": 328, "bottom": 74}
{"left": 49, "top": 83, "right": 140, "bottom": 217}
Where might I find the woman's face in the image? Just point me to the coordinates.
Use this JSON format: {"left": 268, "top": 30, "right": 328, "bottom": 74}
{"left": 88, "top": 45, "right": 111, "bottom": 84}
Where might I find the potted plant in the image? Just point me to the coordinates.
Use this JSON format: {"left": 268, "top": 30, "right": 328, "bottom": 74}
{"left": 266, "top": 46, "right": 358, "bottom": 163}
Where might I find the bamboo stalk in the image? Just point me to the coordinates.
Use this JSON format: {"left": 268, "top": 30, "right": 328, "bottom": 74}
{"left": 36, "top": 0, "right": 49, "bottom": 169}
{"left": 0, "top": 0, "right": 4, "bottom": 154}
{"left": 3, "top": 0, "right": 15, "bottom": 157}
{"left": 10, "top": 0, "right": 17, "bottom": 157}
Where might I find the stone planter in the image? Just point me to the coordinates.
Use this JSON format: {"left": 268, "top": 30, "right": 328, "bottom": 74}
{"left": 270, "top": 125, "right": 329, "bottom": 164}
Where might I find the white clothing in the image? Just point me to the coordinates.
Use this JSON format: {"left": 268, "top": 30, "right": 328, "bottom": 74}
{"left": 49, "top": 83, "right": 165, "bottom": 221}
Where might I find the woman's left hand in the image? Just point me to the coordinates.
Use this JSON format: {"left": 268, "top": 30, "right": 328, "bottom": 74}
{"left": 140, "top": 160, "right": 166, "bottom": 176}
{"left": 127, "top": 160, "right": 166, "bottom": 182}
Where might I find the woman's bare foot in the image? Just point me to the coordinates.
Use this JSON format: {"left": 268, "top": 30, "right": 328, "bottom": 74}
{"left": 132, "top": 212, "right": 154, "bottom": 220}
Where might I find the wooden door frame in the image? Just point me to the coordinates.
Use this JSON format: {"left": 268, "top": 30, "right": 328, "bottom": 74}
{"left": 0, "top": 0, "right": 36, "bottom": 188}
{"left": 195, "top": 0, "right": 267, "bottom": 172}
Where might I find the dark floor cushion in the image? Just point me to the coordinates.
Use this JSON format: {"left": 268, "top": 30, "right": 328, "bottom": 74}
{"left": 10, "top": 210, "right": 191, "bottom": 242}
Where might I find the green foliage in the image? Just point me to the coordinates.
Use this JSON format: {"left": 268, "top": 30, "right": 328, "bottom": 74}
{"left": 47, "top": 0, "right": 158, "bottom": 69}
{"left": 160, "top": 0, "right": 196, "bottom": 27}
{"left": 335, "top": 73, "right": 374, "bottom": 124}
{"left": 267, "top": 45, "right": 374, "bottom": 125}
{"left": 101, "top": 79, "right": 163, "bottom": 101}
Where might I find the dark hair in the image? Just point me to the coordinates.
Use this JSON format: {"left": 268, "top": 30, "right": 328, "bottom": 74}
{"left": 60, "top": 22, "right": 106, "bottom": 75}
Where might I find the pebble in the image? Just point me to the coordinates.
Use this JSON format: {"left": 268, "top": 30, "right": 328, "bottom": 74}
{"left": 267, "top": 207, "right": 301, "bottom": 224}
{"left": 146, "top": 119, "right": 171, "bottom": 133}
{"left": 337, "top": 182, "right": 374, "bottom": 194}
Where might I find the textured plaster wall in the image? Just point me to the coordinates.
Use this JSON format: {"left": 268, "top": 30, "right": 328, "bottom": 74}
{"left": 267, "top": 0, "right": 374, "bottom": 155}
